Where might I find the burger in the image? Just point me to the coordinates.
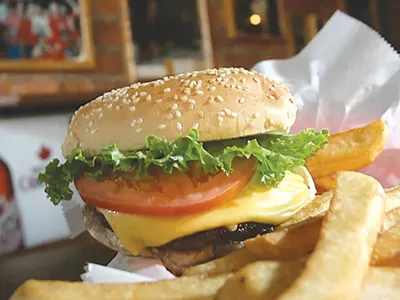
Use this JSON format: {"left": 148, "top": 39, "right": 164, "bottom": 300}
{"left": 39, "top": 67, "right": 328, "bottom": 275}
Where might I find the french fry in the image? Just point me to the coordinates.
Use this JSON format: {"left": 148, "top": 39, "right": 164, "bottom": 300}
{"left": 278, "top": 190, "right": 332, "bottom": 228}
{"left": 245, "top": 202, "right": 400, "bottom": 263}
{"left": 216, "top": 260, "right": 305, "bottom": 300}
{"left": 245, "top": 218, "right": 321, "bottom": 260}
{"left": 10, "top": 274, "right": 230, "bottom": 300}
{"left": 382, "top": 207, "right": 400, "bottom": 231}
{"left": 183, "top": 247, "right": 259, "bottom": 276}
{"left": 306, "top": 120, "right": 388, "bottom": 178}
{"left": 371, "top": 223, "right": 400, "bottom": 267}
{"left": 358, "top": 267, "right": 400, "bottom": 300}
{"left": 314, "top": 176, "right": 335, "bottom": 194}
{"left": 216, "top": 260, "right": 400, "bottom": 300}
{"left": 277, "top": 172, "right": 385, "bottom": 299}
{"left": 280, "top": 186, "right": 399, "bottom": 229}
{"left": 385, "top": 186, "right": 400, "bottom": 212}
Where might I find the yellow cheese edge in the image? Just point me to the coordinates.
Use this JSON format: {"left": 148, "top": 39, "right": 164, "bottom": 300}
{"left": 102, "top": 168, "right": 315, "bottom": 255}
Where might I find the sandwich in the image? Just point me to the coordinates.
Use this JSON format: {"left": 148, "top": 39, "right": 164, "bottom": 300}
{"left": 39, "top": 67, "right": 328, "bottom": 275}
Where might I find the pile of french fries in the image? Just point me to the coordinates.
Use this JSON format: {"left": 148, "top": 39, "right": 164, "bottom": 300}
{"left": 11, "top": 120, "right": 400, "bottom": 300}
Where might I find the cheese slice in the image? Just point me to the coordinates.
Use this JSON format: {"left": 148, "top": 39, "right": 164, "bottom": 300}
{"left": 102, "top": 168, "right": 315, "bottom": 255}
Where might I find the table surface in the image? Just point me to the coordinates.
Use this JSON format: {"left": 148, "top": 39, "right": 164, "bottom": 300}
{"left": 0, "top": 233, "right": 116, "bottom": 300}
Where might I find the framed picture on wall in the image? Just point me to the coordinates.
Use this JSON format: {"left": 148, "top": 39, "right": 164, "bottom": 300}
{"left": 0, "top": 0, "right": 95, "bottom": 71}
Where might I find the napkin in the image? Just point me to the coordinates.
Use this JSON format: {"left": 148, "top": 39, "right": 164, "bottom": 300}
{"left": 76, "top": 11, "right": 400, "bottom": 283}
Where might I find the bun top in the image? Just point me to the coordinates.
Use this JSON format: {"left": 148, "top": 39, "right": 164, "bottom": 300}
{"left": 63, "top": 67, "right": 297, "bottom": 157}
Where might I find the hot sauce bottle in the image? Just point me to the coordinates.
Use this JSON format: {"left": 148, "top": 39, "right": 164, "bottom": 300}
{"left": 0, "top": 157, "right": 23, "bottom": 255}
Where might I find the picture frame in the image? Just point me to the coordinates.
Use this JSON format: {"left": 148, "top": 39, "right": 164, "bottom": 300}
{"left": 0, "top": 0, "right": 95, "bottom": 71}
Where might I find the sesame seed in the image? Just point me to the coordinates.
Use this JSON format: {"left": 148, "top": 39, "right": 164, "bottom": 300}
{"left": 181, "top": 96, "right": 188, "bottom": 101}
{"left": 268, "top": 95, "right": 275, "bottom": 100}
{"left": 176, "top": 111, "right": 182, "bottom": 118}
{"left": 238, "top": 98, "right": 245, "bottom": 104}
{"left": 129, "top": 106, "right": 136, "bottom": 112}
{"left": 184, "top": 88, "right": 191, "bottom": 94}
{"left": 209, "top": 86, "right": 216, "bottom": 92}
{"left": 231, "top": 112, "right": 238, "bottom": 117}
{"left": 136, "top": 128, "right": 143, "bottom": 133}
{"left": 137, "top": 118, "right": 143, "bottom": 124}
{"left": 289, "top": 98, "right": 294, "bottom": 103}
{"left": 173, "top": 94, "right": 179, "bottom": 100}
{"left": 270, "top": 87, "right": 276, "bottom": 91}
{"left": 140, "top": 91, "right": 147, "bottom": 97}
{"left": 253, "top": 77, "right": 260, "bottom": 83}
{"left": 192, "top": 123, "right": 199, "bottom": 129}
{"left": 99, "top": 113, "right": 104, "bottom": 119}
{"left": 176, "top": 122, "right": 182, "bottom": 130}
{"left": 220, "top": 73, "right": 226, "bottom": 77}
{"left": 188, "top": 99, "right": 196, "bottom": 104}
{"left": 208, "top": 79, "right": 216, "bottom": 84}
{"left": 116, "top": 105, "right": 120, "bottom": 110}
{"left": 158, "top": 124, "right": 166, "bottom": 129}
{"left": 166, "top": 113, "right": 174, "bottom": 120}
{"left": 171, "top": 103, "right": 178, "bottom": 110}
{"left": 189, "top": 81, "right": 197, "bottom": 88}
{"left": 241, "top": 78, "right": 246, "bottom": 83}
{"left": 188, "top": 104, "right": 195, "bottom": 110}
{"left": 216, "top": 95, "right": 224, "bottom": 102}
{"left": 90, "top": 129, "right": 96, "bottom": 134}
{"left": 253, "top": 112, "right": 260, "bottom": 118}
{"left": 224, "top": 108, "right": 232, "bottom": 115}
{"left": 122, "top": 99, "right": 129, "bottom": 104}
{"left": 216, "top": 77, "right": 222, "bottom": 82}
{"left": 155, "top": 98, "right": 163, "bottom": 103}
{"left": 146, "top": 95, "right": 152, "bottom": 101}
{"left": 218, "top": 111, "right": 226, "bottom": 116}
{"left": 198, "top": 111, "right": 205, "bottom": 118}
{"left": 218, "top": 116, "right": 224, "bottom": 124}
{"left": 207, "top": 96, "right": 214, "bottom": 103}
{"left": 107, "top": 103, "right": 112, "bottom": 108}
{"left": 164, "top": 87, "right": 171, "bottom": 93}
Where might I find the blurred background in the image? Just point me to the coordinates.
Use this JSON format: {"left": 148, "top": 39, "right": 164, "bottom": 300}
{"left": 0, "top": 0, "right": 399, "bottom": 298}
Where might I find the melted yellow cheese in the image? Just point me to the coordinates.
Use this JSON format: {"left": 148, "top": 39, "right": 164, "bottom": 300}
{"left": 102, "top": 170, "right": 314, "bottom": 255}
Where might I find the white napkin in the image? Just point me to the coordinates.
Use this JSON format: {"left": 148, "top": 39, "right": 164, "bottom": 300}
{"left": 77, "top": 11, "right": 399, "bottom": 283}
{"left": 81, "top": 253, "right": 175, "bottom": 283}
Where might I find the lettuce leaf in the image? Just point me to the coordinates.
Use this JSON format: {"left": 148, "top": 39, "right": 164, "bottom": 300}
{"left": 38, "top": 129, "right": 328, "bottom": 205}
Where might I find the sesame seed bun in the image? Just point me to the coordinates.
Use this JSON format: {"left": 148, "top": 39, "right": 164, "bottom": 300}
{"left": 62, "top": 67, "right": 297, "bottom": 157}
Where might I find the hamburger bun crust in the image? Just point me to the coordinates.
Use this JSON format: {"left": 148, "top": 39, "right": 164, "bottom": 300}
{"left": 63, "top": 67, "right": 297, "bottom": 157}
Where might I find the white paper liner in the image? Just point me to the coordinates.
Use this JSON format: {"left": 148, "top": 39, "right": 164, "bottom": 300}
{"left": 71, "top": 11, "right": 400, "bottom": 283}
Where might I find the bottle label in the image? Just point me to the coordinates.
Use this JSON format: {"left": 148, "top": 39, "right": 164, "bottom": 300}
{"left": 0, "top": 196, "right": 22, "bottom": 254}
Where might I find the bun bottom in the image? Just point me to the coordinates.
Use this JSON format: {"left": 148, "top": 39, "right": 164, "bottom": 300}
{"left": 82, "top": 205, "right": 239, "bottom": 275}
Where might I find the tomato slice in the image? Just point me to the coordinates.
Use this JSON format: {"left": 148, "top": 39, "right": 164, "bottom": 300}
{"left": 74, "top": 158, "right": 256, "bottom": 217}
